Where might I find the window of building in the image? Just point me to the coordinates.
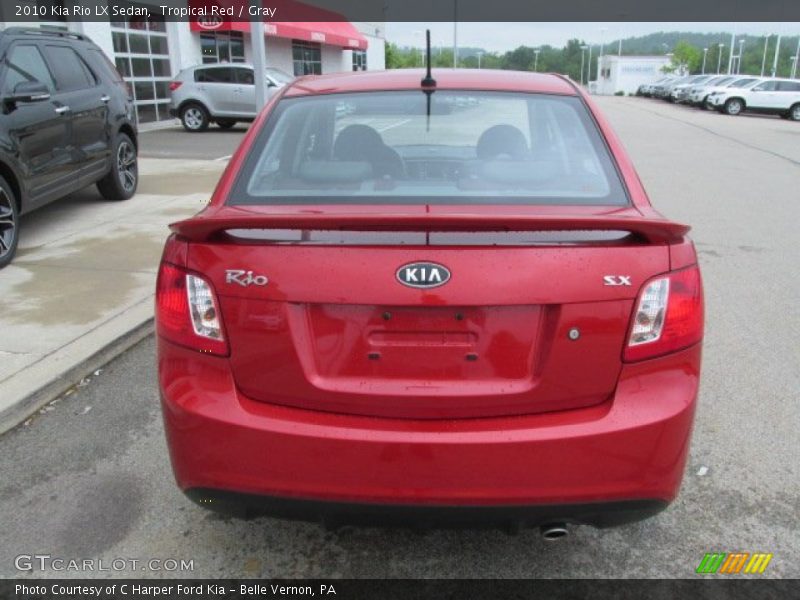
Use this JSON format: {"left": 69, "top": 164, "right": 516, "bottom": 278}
{"left": 110, "top": 17, "right": 171, "bottom": 123}
{"left": 352, "top": 49, "right": 367, "bottom": 71}
{"left": 200, "top": 32, "right": 246, "bottom": 64}
{"left": 292, "top": 41, "right": 322, "bottom": 76}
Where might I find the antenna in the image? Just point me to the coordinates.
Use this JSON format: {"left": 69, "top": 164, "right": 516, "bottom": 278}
{"left": 420, "top": 29, "right": 436, "bottom": 132}
{"left": 421, "top": 29, "right": 436, "bottom": 89}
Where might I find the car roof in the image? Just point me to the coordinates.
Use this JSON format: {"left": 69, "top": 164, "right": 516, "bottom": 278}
{"left": 283, "top": 69, "right": 578, "bottom": 97}
{"left": 0, "top": 27, "right": 91, "bottom": 44}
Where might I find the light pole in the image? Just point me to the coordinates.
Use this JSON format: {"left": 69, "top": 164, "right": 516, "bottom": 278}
{"left": 477, "top": 51, "right": 483, "bottom": 69}
{"left": 249, "top": 0, "right": 267, "bottom": 112}
{"left": 580, "top": 45, "right": 588, "bottom": 85}
{"left": 771, "top": 34, "right": 781, "bottom": 77}
{"left": 702, "top": 47, "right": 708, "bottom": 74}
{"left": 413, "top": 30, "right": 423, "bottom": 67}
{"left": 761, "top": 34, "right": 770, "bottom": 76}
{"left": 717, "top": 43, "right": 725, "bottom": 74}
{"left": 793, "top": 37, "right": 800, "bottom": 78}
{"left": 587, "top": 45, "right": 593, "bottom": 83}
{"left": 534, "top": 49, "right": 540, "bottom": 72}
{"left": 791, "top": 56, "right": 798, "bottom": 79}
{"left": 737, "top": 39, "right": 745, "bottom": 74}
{"left": 599, "top": 27, "right": 607, "bottom": 62}
{"left": 453, "top": 0, "right": 458, "bottom": 68}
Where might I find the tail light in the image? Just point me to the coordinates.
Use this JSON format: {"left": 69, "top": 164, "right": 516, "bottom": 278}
{"left": 168, "top": 81, "right": 182, "bottom": 92}
{"left": 156, "top": 262, "right": 228, "bottom": 356}
{"left": 624, "top": 266, "right": 703, "bottom": 362}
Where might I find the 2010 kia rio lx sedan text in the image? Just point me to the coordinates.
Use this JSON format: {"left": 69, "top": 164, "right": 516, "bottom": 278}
{"left": 156, "top": 69, "right": 704, "bottom": 535}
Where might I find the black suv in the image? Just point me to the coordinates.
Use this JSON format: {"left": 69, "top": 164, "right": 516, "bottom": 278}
{"left": 0, "top": 28, "right": 138, "bottom": 268}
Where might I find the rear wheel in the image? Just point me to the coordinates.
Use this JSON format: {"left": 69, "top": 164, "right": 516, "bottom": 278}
{"left": 181, "top": 103, "right": 209, "bottom": 132}
{"left": 724, "top": 98, "right": 743, "bottom": 116}
{"left": 0, "top": 176, "right": 19, "bottom": 269}
{"left": 789, "top": 103, "right": 800, "bottom": 122}
{"left": 216, "top": 119, "right": 237, "bottom": 129}
{"left": 97, "top": 132, "right": 138, "bottom": 200}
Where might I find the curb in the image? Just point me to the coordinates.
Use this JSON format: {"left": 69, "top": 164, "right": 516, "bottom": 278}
{"left": 138, "top": 118, "right": 180, "bottom": 133}
{"left": 0, "top": 301, "right": 155, "bottom": 436}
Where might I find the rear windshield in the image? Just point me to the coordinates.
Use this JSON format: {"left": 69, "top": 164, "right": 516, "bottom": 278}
{"left": 230, "top": 91, "right": 628, "bottom": 206}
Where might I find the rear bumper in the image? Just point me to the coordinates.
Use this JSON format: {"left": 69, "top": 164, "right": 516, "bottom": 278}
{"left": 159, "top": 339, "right": 700, "bottom": 524}
{"left": 184, "top": 489, "right": 667, "bottom": 528}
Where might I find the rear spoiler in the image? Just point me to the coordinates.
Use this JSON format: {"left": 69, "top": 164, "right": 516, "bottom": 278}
{"left": 170, "top": 213, "right": 690, "bottom": 244}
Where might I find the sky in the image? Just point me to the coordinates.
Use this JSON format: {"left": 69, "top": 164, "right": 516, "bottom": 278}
{"left": 384, "top": 22, "right": 800, "bottom": 52}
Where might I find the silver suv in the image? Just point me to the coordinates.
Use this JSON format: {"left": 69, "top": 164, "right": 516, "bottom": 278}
{"left": 168, "top": 64, "right": 293, "bottom": 131}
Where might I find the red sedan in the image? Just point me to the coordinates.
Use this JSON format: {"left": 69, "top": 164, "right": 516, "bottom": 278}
{"left": 156, "top": 68, "right": 703, "bottom": 537}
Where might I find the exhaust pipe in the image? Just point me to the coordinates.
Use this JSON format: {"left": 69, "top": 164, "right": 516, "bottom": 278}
{"left": 540, "top": 523, "right": 568, "bottom": 541}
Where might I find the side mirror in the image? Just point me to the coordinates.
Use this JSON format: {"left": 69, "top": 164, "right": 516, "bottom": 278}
{"left": 266, "top": 80, "right": 277, "bottom": 88}
{"left": 7, "top": 81, "right": 51, "bottom": 103}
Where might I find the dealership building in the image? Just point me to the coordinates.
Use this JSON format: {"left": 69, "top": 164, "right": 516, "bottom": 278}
{"left": 1, "top": 1, "right": 385, "bottom": 124}
{"left": 593, "top": 55, "right": 672, "bottom": 95}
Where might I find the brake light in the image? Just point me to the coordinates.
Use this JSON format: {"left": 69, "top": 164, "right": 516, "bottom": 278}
{"left": 624, "top": 266, "right": 703, "bottom": 362}
{"left": 168, "top": 81, "right": 182, "bottom": 92}
{"left": 156, "top": 262, "right": 228, "bottom": 356}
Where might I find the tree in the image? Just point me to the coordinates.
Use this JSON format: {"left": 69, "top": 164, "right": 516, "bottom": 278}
{"left": 670, "top": 40, "right": 703, "bottom": 74}
{"left": 503, "top": 46, "right": 537, "bottom": 71}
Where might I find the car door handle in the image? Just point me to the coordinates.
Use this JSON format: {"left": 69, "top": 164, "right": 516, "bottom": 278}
{"left": 54, "top": 105, "right": 71, "bottom": 115}
{"left": 100, "top": 95, "right": 110, "bottom": 103}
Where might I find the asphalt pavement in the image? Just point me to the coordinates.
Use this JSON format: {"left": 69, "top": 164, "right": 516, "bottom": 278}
{"left": 139, "top": 123, "right": 249, "bottom": 160}
{"left": 0, "top": 97, "right": 798, "bottom": 579}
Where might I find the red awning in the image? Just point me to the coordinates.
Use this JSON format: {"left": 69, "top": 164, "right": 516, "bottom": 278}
{"left": 265, "top": 22, "right": 367, "bottom": 50}
{"left": 188, "top": 0, "right": 368, "bottom": 50}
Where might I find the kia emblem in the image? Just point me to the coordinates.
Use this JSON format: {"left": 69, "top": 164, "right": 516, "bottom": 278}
{"left": 196, "top": 16, "right": 223, "bottom": 30}
{"left": 396, "top": 262, "right": 451, "bottom": 289}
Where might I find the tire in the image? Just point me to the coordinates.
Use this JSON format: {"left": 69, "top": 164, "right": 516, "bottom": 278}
{"left": 789, "top": 103, "right": 800, "bottom": 122}
{"left": 724, "top": 98, "right": 743, "bottom": 116}
{"left": 96, "top": 132, "right": 138, "bottom": 201}
{"left": 180, "top": 103, "right": 209, "bottom": 132}
{"left": 216, "top": 119, "right": 237, "bottom": 129}
{"left": 0, "top": 175, "right": 19, "bottom": 269}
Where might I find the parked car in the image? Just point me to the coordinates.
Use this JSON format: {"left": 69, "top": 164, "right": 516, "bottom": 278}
{"left": 694, "top": 76, "right": 763, "bottom": 108}
{"left": 169, "top": 64, "right": 294, "bottom": 132}
{"left": 684, "top": 75, "right": 736, "bottom": 106}
{"left": 156, "top": 69, "right": 704, "bottom": 533}
{"left": 0, "top": 28, "right": 138, "bottom": 268}
{"left": 669, "top": 75, "right": 713, "bottom": 103}
{"left": 637, "top": 75, "right": 676, "bottom": 97}
{"left": 707, "top": 77, "right": 800, "bottom": 119}
{"left": 652, "top": 75, "right": 692, "bottom": 99}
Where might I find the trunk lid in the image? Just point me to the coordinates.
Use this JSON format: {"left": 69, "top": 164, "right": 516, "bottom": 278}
{"left": 176, "top": 205, "right": 681, "bottom": 419}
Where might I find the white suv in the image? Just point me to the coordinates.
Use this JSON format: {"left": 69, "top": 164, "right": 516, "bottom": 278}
{"left": 708, "top": 78, "right": 800, "bottom": 120}
{"left": 168, "top": 64, "right": 294, "bottom": 131}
